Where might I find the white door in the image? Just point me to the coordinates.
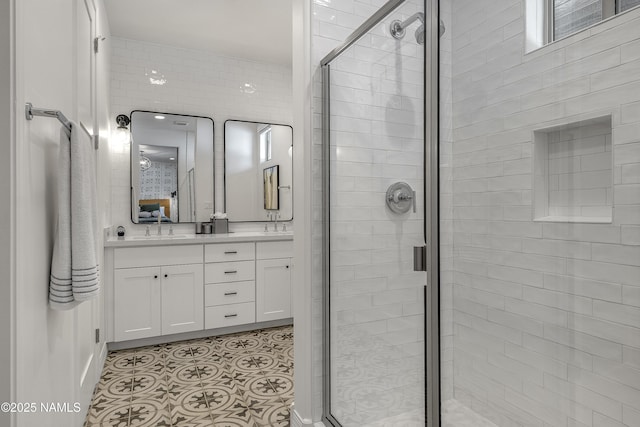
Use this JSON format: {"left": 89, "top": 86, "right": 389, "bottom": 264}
{"left": 114, "top": 267, "right": 162, "bottom": 341}
{"left": 161, "top": 264, "right": 204, "bottom": 335}
{"left": 256, "top": 258, "right": 292, "bottom": 322}
{"left": 75, "top": 0, "right": 98, "bottom": 419}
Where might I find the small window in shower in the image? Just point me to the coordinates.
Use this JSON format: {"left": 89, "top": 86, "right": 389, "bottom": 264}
{"left": 533, "top": 116, "right": 613, "bottom": 223}
{"left": 551, "top": 0, "right": 640, "bottom": 41}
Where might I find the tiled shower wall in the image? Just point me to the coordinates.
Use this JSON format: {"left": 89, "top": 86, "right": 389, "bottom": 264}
{"left": 311, "top": 0, "right": 433, "bottom": 423}
{"left": 450, "top": 1, "right": 640, "bottom": 426}
{"left": 109, "top": 37, "right": 292, "bottom": 229}
{"left": 327, "top": 3, "right": 426, "bottom": 423}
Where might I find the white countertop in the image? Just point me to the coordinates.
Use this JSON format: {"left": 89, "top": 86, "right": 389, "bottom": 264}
{"left": 104, "top": 231, "right": 293, "bottom": 248}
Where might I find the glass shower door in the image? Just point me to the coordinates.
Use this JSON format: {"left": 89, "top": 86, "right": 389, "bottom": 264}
{"left": 322, "top": 0, "right": 430, "bottom": 425}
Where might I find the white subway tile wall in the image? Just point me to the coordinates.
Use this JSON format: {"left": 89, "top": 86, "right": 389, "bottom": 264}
{"left": 312, "top": 0, "right": 430, "bottom": 425}
{"left": 327, "top": 0, "right": 426, "bottom": 424}
{"left": 449, "top": 0, "right": 640, "bottom": 426}
{"left": 312, "top": 0, "right": 639, "bottom": 425}
{"left": 109, "top": 37, "right": 292, "bottom": 229}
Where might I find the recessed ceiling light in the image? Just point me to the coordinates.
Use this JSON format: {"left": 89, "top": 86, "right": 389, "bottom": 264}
{"left": 154, "top": 115, "right": 166, "bottom": 120}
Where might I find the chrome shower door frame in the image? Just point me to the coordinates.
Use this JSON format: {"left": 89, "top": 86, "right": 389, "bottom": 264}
{"left": 321, "top": 0, "right": 440, "bottom": 425}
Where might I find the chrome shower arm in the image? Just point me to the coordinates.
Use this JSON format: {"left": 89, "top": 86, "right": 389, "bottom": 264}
{"left": 400, "top": 12, "right": 424, "bottom": 28}
{"left": 390, "top": 12, "right": 425, "bottom": 40}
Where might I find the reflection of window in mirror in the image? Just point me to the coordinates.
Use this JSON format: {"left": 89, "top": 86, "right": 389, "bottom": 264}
{"left": 260, "top": 126, "right": 272, "bottom": 163}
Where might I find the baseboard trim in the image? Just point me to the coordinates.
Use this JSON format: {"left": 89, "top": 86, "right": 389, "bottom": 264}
{"left": 290, "top": 404, "right": 318, "bottom": 427}
{"left": 107, "top": 318, "right": 293, "bottom": 351}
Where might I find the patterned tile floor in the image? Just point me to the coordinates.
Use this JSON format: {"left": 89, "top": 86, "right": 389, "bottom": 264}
{"left": 85, "top": 326, "right": 294, "bottom": 427}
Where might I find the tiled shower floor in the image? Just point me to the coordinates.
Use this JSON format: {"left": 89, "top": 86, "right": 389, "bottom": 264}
{"left": 84, "top": 326, "right": 293, "bottom": 427}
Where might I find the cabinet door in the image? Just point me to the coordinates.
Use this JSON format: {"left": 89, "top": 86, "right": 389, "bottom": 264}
{"left": 114, "top": 267, "right": 161, "bottom": 341}
{"left": 256, "top": 258, "right": 292, "bottom": 322}
{"left": 161, "top": 264, "right": 204, "bottom": 335}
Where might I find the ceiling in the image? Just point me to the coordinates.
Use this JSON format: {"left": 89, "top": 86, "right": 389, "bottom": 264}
{"left": 104, "top": 0, "right": 293, "bottom": 66}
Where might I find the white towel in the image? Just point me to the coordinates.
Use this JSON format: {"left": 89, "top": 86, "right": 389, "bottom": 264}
{"left": 49, "top": 122, "right": 100, "bottom": 309}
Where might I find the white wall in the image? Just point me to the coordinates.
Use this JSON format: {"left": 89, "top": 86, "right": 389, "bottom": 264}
{"left": 449, "top": 2, "right": 640, "bottom": 426}
{"left": 1, "top": 0, "right": 14, "bottom": 426}
{"left": 109, "top": 37, "right": 293, "bottom": 232}
{"left": 13, "top": 0, "right": 111, "bottom": 425}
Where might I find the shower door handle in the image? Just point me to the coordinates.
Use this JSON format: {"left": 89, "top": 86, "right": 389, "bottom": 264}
{"left": 413, "top": 246, "right": 427, "bottom": 272}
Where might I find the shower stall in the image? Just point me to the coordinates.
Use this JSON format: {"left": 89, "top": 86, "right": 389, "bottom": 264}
{"left": 320, "top": 0, "right": 640, "bottom": 426}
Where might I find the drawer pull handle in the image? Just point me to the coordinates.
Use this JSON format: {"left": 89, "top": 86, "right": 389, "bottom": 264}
{"left": 224, "top": 270, "right": 238, "bottom": 274}
{"left": 224, "top": 292, "right": 238, "bottom": 296}
{"left": 224, "top": 251, "right": 238, "bottom": 254}
{"left": 225, "top": 314, "right": 238, "bottom": 318}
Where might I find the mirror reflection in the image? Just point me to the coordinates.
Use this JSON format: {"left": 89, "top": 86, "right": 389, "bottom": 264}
{"left": 130, "top": 111, "right": 214, "bottom": 224}
{"left": 225, "top": 120, "right": 293, "bottom": 222}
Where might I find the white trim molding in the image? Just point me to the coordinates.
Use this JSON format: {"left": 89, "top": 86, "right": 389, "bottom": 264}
{"left": 290, "top": 404, "right": 319, "bottom": 427}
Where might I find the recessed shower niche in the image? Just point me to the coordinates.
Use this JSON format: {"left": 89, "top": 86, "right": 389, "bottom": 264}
{"left": 533, "top": 116, "right": 613, "bottom": 223}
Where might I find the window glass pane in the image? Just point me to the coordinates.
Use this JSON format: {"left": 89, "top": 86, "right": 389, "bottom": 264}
{"left": 620, "top": 0, "right": 640, "bottom": 11}
{"left": 554, "top": 0, "right": 603, "bottom": 40}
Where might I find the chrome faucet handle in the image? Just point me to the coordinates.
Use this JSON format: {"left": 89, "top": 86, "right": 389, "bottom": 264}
{"left": 157, "top": 224, "right": 162, "bottom": 235}
{"left": 282, "top": 223, "right": 287, "bottom": 232}
{"left": 264, "top": 223, "right": 269, "bottom": 232}
{"left": 145, "top": 226, "right": 151, "bottom": 237}
{"left": 168, "top": 225, "right": 174, "bottom": 235}
{"left": 274, "top": 211, "right": 280, "bottom": 232}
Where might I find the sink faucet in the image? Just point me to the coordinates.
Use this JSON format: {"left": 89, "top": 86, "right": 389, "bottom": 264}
{"left": 274, "top": 211, "right": 280, "bottom": 232}
{"left": 265, "top": 212, "right": 272, "bottom": 232}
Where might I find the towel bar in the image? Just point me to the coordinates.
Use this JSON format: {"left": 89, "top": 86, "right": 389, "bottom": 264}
{"left": 25, "top": 102, "right": 98, "bottom": 149}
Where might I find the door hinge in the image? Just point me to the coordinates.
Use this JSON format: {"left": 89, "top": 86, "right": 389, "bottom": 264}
{"left": 95, "top": 328, "right": 100, "bottom": 343}
{"left": 413, "top": 246, "right": 427, "bottom": 272}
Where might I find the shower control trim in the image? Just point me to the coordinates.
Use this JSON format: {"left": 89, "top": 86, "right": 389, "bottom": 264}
{"left": 386, "top": 182, "right": 416, "bottom": 214}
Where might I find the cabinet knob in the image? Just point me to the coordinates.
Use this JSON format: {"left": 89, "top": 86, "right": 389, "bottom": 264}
{"left": 154, "top": 275, "right": 158, "bottom": 279}
{"left": 164, "top": 274, "right": 168, "bottom": 278}
{"left": 286, "top": 265, "right": 289, "bottom": 269}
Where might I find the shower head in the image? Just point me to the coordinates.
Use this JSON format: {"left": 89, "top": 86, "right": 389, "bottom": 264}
{"left": 415, "top": 24, "right": 425, "bottom": 45}
{"left": 390, "top": 13, "right": 446, "bottom": 44}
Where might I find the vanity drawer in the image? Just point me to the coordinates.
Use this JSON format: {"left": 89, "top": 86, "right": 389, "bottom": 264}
{"left": 256, "top": 241, "right": 293, "bottom": 260}
{"left": 114, "top": 245, "right": 203, "bottom": 269}
{"left": 205, "top": 261, "right": 255, "bottom": 284}
{"left": 205, "top": 281, "right": 255, "bottom": 307}
{"left": 205, "top": 243, "right": 255, "bottom": 263}
{"left": 205, "top": 302, "right": 255, "bottom": 329}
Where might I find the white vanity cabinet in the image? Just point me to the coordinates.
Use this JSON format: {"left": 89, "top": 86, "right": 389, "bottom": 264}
{"left": 114, "top": 267, "right": 161, "bottom": 341}
{"left": 204, "top": 242, "right": 256, "bottom": 329}
{"left": 105, "top": 235, "right": 293, "bottom": 347}
{"left": 256, "top": 241, "right": 293, "bottom": 322}
{"left": 113, "top": 245, "right": 203, "bottom": 342}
